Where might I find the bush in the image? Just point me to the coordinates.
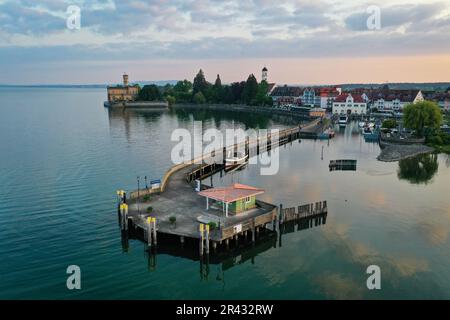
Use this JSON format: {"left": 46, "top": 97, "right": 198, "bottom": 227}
{"left": 146, "top": 206, "right": 153, "bottom": 213}
{"left": 169, "top": 216, "right": 176, "bottom": 224}
{"left": 166, "top": 95, "right": 176, "bottom": 106}
{"left": 143, "top": 195, "right": 150, "bottom": 202}
{"left": 382, "top": 119, "right": 397, "bottom": 129}
{"left": 193, "top": 92, "right": 206, "bottom": 104}
{"left": 427, "top": 135, "right": 443, "bottom": 145}
{"left": 207, "top": 221, "right": 217, "bottom": 230}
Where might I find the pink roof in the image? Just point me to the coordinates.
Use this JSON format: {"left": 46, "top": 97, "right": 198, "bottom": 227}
{"left": 198, "top": 184, "right": 265, "bottom": 203}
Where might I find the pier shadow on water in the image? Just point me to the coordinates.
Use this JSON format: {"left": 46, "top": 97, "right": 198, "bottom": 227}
{"left": 119, "top": 213, "right": 327, "bottom": 279}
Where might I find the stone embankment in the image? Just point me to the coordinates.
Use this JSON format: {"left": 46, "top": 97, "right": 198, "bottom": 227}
{"left": 377, "top": 143, "right": 435, "bottom": 162}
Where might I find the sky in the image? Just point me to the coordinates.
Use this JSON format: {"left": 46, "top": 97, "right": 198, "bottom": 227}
{"left": 1, "top": 0, "right": 450, "bottom": 85}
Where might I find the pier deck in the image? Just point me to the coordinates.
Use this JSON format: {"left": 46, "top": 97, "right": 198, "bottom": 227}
{"left": 120, "top": 118, "right": 326, "bottom": 249}
{"left": 126, "top": 164, "right": 277, "bottom": 242}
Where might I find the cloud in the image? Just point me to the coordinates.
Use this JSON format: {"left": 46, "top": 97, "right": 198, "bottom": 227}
{"left": 1, "top": 0, "right": 450, "bottom": 83}
{"left": 345, "top": 2, "right": 449, "bottom": 31}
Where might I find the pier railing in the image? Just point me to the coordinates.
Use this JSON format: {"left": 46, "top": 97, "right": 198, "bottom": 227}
{"left": 129, "top": 118, "right": 323, "bottom": 199}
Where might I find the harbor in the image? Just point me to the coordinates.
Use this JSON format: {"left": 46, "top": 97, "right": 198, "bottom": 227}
{"left": 117, "top": 118, "right": 328, "bottom": 256}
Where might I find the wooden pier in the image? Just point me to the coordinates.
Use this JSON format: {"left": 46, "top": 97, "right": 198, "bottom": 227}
{"left": 117, "top": 118, "right": 327, "bottom": 256}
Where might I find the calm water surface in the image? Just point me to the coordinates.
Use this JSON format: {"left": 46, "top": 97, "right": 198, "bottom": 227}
{"left": 0, "top": 87, "right": 449, "bottom": 299}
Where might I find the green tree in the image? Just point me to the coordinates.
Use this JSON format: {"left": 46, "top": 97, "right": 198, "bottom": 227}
{"left": 138, "top": 84, "right": 161, "bottom": 101}
{"left": 174, "top": 80, "right": 192, "bottom": 93}
{"left": 166, "top": 95, "right": 176, "bottom": 106}
{"left": 243, "top": 74, "right": 258, "bottom": 105}
{"left": 212, "top": 74, "right": 224, "bottom": 103}
{"left": 255, "top": 80, "right": 273, "bottom": 106}
{"left": 382, "top": 119, "right": 397, "bottom": 129}
{"left": 193, "top": 92, "right": 206, "bottom": 104}
{"left": 162, "top": 83, "right": 174, "bottom": 97}
{"left": 193, "top": 69, "right": 208, "bottom": 96}
{"left": 403, "top": 101, "right": 442, "bottom": 137}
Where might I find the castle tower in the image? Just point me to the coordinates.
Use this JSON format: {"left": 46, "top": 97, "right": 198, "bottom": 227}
{"left": 123, "top": 74, "right": 129, "bottom": 87}
{"left": 262, "top": 67, "right": 268, "bottom": 82}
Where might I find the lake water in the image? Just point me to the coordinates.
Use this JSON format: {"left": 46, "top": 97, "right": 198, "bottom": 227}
{"left": 0, "top": 87, "right": 449, "bottom": 299}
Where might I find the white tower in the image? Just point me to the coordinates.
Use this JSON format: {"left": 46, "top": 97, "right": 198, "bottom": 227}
{"left": 262, "top": 67, "right": 268, "bottom": 82}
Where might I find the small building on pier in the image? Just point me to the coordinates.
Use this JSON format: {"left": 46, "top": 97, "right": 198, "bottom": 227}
{"left": 198, "top": 183, "right": 265, "bottom": 217}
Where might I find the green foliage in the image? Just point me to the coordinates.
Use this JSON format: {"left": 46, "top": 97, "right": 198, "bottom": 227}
{"left": 146, "top": 206, "right": 153, "bottom": 213}
{"left": 207, "top": 221, "right": 217, "bottom": 230}
{"left": 242, "top": 74, "right": 258, "bottom": 105}
{"left": 174, "top": 69, "right": 273, "bottom": 106}
{"left": 174, "top": 80, "right": 192, "bottom": 93}
{"left": 255, "top": 80, "right": 273, "bottom": 106}
{"left": 193, "top": 69, "right": 209, "bottom": 96}
{"left": 166, "top": 95, "right": 176, "bottom": 106}
{"left": 169, "top": 216, "right": 177, "bottom": 224}
{"left": 403, "top": 101, "right": 443, "bottom": 137}
{"left": 193, "top": 92, "right": 206, "bottom": 104}
{"left": 143, "top": 195, "right": 150, "bottom": 202}
{"left": 138, "top": 84, "right": 162, "bottom": 101}
{"left": 382, "top": 119, "right": 397, "bottom": 129}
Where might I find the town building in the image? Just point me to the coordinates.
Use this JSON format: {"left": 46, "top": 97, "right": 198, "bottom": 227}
{"left": 422, "top": 91, "right": 450, "bottom": 112}
{"left": 107, "top": 74, "right": 140, "bottom": 102}
{"left": 319, "top": 87, "right": 341, "bottom": 110}
{"left": 270, "top": 85, "right": 303, "bottom": 106}
{"left": 347, "top": 86, "right": 424, "bottom": 112}
{"left": 332, "top": 93, "right": 367, "bottom": 115}
{"left": 371, "top": 90, "right": 423, "bottom": 112}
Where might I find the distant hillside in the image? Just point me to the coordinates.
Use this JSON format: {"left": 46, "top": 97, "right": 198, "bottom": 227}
{"left": 339, "top": 83, "right": 450, "bottom": 91}
{"left": 0, "top": 80, "right": 179, "bottom": 89}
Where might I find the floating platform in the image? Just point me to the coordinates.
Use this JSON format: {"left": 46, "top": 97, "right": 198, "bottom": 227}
{"left": 329, "top": 159, "right": 357, "bottom": 171}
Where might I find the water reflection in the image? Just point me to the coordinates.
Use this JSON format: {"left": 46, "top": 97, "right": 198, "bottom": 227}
{"left": 121, "top": 213, "right": 327, "bottom": 281}
{"left": 397, "top": 153, "right": 439, "bottom": 184}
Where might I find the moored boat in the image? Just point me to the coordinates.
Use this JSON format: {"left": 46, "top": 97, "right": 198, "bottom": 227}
{"left": 338, "top": 115, "right": 348, "bottom": 126}
{"left": 225, "top": 151, "right": 248, "bottom": 168}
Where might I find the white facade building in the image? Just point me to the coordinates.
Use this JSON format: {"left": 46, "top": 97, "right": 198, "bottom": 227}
{"left": 332, "top": 93, "right": 368, "bottom": 115}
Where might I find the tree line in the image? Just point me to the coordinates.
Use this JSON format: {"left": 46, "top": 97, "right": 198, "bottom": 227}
{"left": 137, "top": 69, "right": 273, "bottom": 106}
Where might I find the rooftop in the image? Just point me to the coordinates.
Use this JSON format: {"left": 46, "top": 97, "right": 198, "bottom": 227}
{"left": 198, "top": 183, "right": 265, "bottom": 203}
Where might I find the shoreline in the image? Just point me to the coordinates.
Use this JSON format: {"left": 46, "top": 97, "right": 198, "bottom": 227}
{"left": 377, "top": 143, "right": 435, "bottom": 162}
{"left": 172, "top": 103, "right": 312, "bottom": 119}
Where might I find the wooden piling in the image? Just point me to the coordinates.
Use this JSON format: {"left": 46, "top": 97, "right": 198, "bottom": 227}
{"left": 152, "top": 218, "right": 157, "bottom": 246}
{"left": 147, "top": 218, "right": 152, "bottom": 247}
{"left": 199, "top": 224, "right": 204, "bottom": 256}
{"left": 251, "top": 219, "right": 255, "bottom": 243}
{"left": 205, "top": 224, "right": 210, "bottom": 254}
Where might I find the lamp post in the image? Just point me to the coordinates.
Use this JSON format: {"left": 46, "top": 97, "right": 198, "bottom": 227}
{"left": 145, "top": 176, "right": 148, "bottom": 189}
{"left": 137, "top": 176, "right": 140, "bottom": 214}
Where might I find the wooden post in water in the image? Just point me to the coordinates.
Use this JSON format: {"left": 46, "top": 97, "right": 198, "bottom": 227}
{"left": 152, "top": 217, "right": 157, "bottom": 246}
{"left": 199, "top": 224, "right": 204, "bottom": 256}
{"left": 205, "top": 224, "right": 210, "bottom": 255}
{"left": 147, "top": 217, "right": 152, "bottom": 247}
{"left": 123, "top": 204, "right": 128, "bottom": 231}
{"left": 251, "top": 219, "right": 256, "bottom": 243}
